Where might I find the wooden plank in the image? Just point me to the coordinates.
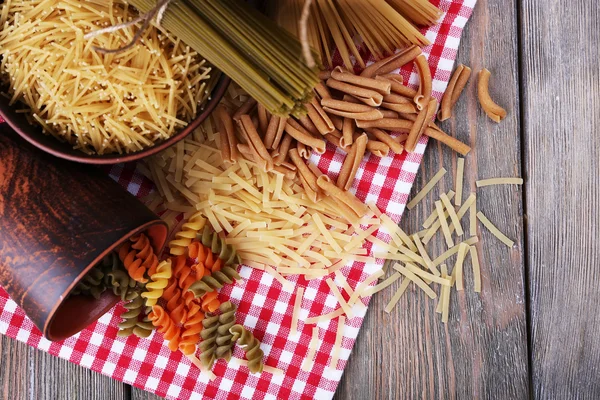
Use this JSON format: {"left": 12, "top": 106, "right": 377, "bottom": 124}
{"left": 132, "top": 388, "right": 163, "bottom": 400}
{"left": 334, "top": 0, "right": 529, "bottom": 398}
{"left": 520, "top": 0, "right": 600, "bottom": 398}
{"left": 0, "top": 335, "right": 128, "bottom": 399}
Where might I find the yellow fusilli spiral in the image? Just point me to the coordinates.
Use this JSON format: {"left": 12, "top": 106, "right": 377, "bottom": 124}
{"left": 199, "top": 225, "right": 241, "bottom": 266}
{"left": 141, "top": 259, "right": 172, "bottom": 307}
{"left": 188, "top": 266, "right": 241, "bottom": 298}
{"left": 169, "top": 211, "right": 207, "bottom": 256}
{"left": 230, "top": 324, "right": 264, "bottom": 374}
{"left": 215, "top": 301, "right": 237, "bottom": 361}
{"left": 199, "top": 314, "right": 219, "bottom": 369}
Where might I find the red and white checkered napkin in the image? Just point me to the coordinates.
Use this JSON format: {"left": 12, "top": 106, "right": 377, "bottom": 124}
{"left": 0, "top": 1, "right": 475, "bottom": 398}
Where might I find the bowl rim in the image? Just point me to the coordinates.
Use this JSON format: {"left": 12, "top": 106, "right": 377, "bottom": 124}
{"left": 0, "top": 73, "right": 231, "bottom": 165}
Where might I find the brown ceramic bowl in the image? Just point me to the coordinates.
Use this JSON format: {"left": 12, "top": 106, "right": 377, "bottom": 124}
{"left": 0, "top": 73, "right": 230, "bottom": 165}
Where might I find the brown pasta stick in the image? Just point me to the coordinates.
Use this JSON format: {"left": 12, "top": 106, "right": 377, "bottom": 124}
{"left": 329, "top": 115, "right": 344, "bottom": 131}
{"left": 414, "top": 54, "right": 432, "bottom": 110}
{"left": 321, "top": 98, "right": 373, "bottom": 113}
{"left": 298, "top": 115, "right": 320, "bottom": 136}
{"left": 264, "top": 115, "right": 280, "bottom": 149}
{"left": 318, "top": 70, "right": 332, "bottom": 80}
{"left": 326, "top": 78, "right": 384, "bottom": 107}
{"left": 233, "top": 98, "right": 257, "bottom": 121}
{"left": 380, "top": 110, "right": 399, "bottom": 118}
{"left": 323, "top": 107, "right": 383, "bottom": 121}
{"left": 271, "top": 117, "right": 287, "bottom": 150}
{"left": 378, "top": 75, "right": 419, "bottom": 99}
{"left": 273, "top": 165, "right": 296, "bottom": 180}
{"left": 324, "top": 129, "right": 344, "bottom": 150}
{"left": 357, "top": 118, "right": 471, "bottom": 155}
{"left": 342, "top": 133, "right": 367, "bottom": 190}
{"left": 331, "top": 66, "right": 391, "bottom": 95}
{"left": 289, "top": 148, "right": 320, "bottom": 193}
{"left": 297, "top": 142, "right": 310, "bottom": 159}
{"left": 366, "top": 128, "right": 404, "bottom": 155}
{"left": 307, "top": 98, "right": 335, "bottom": 135}
{"left": 438, "top": 64, "right": 472, "bottom": 121}
{"left": 478, "top": 68, "right": 507, "bottom": 122}
{"left": 406, "top": 99, "right": 438, "bottom": 152}
{"left": 341, "top": 117, "right": 354, "bottom": 149}
{"left": 299, "top": 173, "right": 320, "bottom": 203}
{"left": 239, "top": 115, "right": 274, "bottom": 171}
{"left": 285, "top": 119, "right": 326, "bottom": 154}
{"left": 314, "top": 82, "right": 332, "bottom": 100}
{"left": 273, "top": 133, "right": 293, "bottom": 166}
{"left": 361, "top": 45, "right": 421, "bottom": 78}
{"left": 307, "top": 162, "right": 323, "bottom": 178}
{"left": 257, "top": 104, "right": 269, "bottom": 134}
{"left": 215, "top": 105, "right": 238, "bottom": 164}
{"left": 337, "top": 144, "right": 357, "bottom": 189}
{"left": 381, "top": 102, "right": 418, "bottom": 114}
{"left": 316, "top": 175, "right": 369, "bottom": 218}
{"left": 367, "top": 140, "right": 390, "bottom": 157}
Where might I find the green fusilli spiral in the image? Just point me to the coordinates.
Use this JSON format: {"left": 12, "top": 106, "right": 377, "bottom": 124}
{"left": 199, "top": 225, "right": 241, "bottom": 266}
{"left": 215, "top": 301, "right": 237, "bottom": 361}
{"left": 188, "top": 266, "right": 241, "bottom": 298}
{"left": 199, "top": 314, "right": 219, "bottom": 369}
{"left": 117, "top": 292, "right": 154, "bottom": 338}
{"left": 230, "top": 324, "right": 264, "bottom": 374}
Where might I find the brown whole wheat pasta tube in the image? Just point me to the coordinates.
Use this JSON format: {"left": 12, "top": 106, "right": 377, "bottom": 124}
{"left": 367, "top": 140, "right": 390, "bottom": 157}
{"left": 307, "top": 162, "right": 323, "bottom": 178}
{"left": 378, "top": 75, "right": 419, "bottom": 98}
{"left": 289, "top": 148, "right": 320, "bottom": 193}
{"left": 324, "top": 129, "right": 344, "bottom": 150}
{"left": 357, "top": 118, "right": 471, "bottom": 155}
{"left": 279, "top": 161, "right": 296, "bottom": 171}
{"left": 273, "top": 133, "right": 293, "bottom": 166}
{"left": 239, "top": 115, "right": 274, "bottom": 171}
{"left": 299, "top": 173, "right": 320, "bottom": 203}
{"left": 316, "top": 175, "right": 369, "bottom": 218}
{"left": 338, "top": 133, "right": 368, "bottom": 190}
{"left": 438, "top": 64, "right": 471, "bottom": 121}
{"left": 366, "top": 128, "right": 405, "bottom": 155}
{"left": 314, "top": 82, "right": 332, "bottom": 100}
{"left": 321, "top": 98, "right": 374, "bottom": 113}
{"left": 326, "top": 78, "right": 384, "bottom": 107}
{"left": 307, "top": 97, "right": 335, "bottom": 135}
{"left": 216, "top": 105, "right": 238, "bottom": 164}
{"left": 273, "top": 165, "right": 297, "bottom": 180}
{"left": 264, "top": 115, "right": 281, "bottom": 149}
{"left": 406, "top": 99, "right": 438, "bottom": 152}
{"left": 380, "top": 110, "right": 399, "bottom": 118}
{"left": 271, "top": 117, "right": 287, "bottom": 150}
{"left": 361, "top": 45, "right": 421, "bottom": 78}
{"left": 382, "top": 102, "right": 418, "bottom": 114}
{"left": 478, "top": 68, "right": 507, "bottom": 122}
{"left": 233, "top": 98, "right": 257, "bottom": 121}
{"left": 323, "top": 107, "right": 383, "bottom": 121}
{"left": 298, "top": 115, "right": 320, "bottom": 136}
{"left": 337, "top": 144, "right": 357, "bottom": 189}
{"left": 318, "top": 70, "right": 332, "bottom": 80}
{"left": 285, "top": 119, "right": 326, "bottom": 154}
{"left": 297, "top": 142, "right": 310, "bottom": 159}
{"left": 330, "top": 115, "right": 344, "bottom": 131}
{"left": 341, "top": 117, "right": 354, "bottom": 149}
{"left": 414, "top": 54, "right": 432, "bottom": 110}
{"left": 331, "top": 66, "right": 391, "bottom": 95}
{"left": 257, "top": 104, "right": 269, "bottom": 134}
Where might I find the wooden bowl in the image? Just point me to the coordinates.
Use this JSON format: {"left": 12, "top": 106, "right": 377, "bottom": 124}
{"left": 0, "top": 128, "right": 169, "bottom": 341}
{"left": 0, "top": 73, "right": 230, "bottom": 165}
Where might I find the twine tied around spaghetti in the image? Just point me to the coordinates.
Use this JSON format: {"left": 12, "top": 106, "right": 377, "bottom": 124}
{"left": 83, "top": 0, "right": 171, "bottom": 54}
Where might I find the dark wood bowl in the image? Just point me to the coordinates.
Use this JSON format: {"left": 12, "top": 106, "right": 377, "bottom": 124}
{"left": 0, "top": 73, "right": 230, "bottom": 165}
{"left": 0, "top": 128, "right": 169, "bottom": 341}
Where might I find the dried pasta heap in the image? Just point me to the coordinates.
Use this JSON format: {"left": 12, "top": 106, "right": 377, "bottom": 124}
{"left": 0, "top": 0, "right": 212, "bottom": 154}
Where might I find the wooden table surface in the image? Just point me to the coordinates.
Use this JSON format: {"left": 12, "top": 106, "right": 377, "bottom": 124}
{"left": 2, "top": 0, "right": 599, "bottom": 398}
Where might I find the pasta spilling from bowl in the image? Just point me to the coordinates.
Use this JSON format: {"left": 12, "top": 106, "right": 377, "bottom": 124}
{"left": 0, "top": 0, "right": 212, "bottom": 154}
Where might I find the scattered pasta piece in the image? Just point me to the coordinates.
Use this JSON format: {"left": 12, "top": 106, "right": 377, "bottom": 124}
{"left": 454, "top": 243, "right": 469, "bottom": 291}
{"left": 432, "top": 237, "right": 479, "bottom": 267}
{"left": 329, "top": 316, "right": 346, "bottom": 370}
{"left": 291, "top": 287, "right": 305, "bottom": 336}
{"left": 384, "top": 278, "right": 411, "bottom": 313}
{"left": 407, "top": 168, "right": 447, "bottom": 210}
{"left": 476, "top": 178, "right": 523, "bottom": 187}
{"left": 361, "top": 272, "right": 402, "bottom": 298}
{"left": 265, "top": 265, "right": 294, "bottom": 292}
{"left": 477, "top": 211, "right": 515, "bottom": 248}
{"left": 440, "top": 193, "right": 464, "bottom": 236}
{"left": 393, "top": 263, "right": 436, "bottom": 299}
{"left": 435, "top": 200, "right": 455, "bottom": 248}
{"left": 477, "top": 68, "right": 507, "bottom": 123}
{"left": 302, "top": 327, "right": 320, "bottom": 372}
{"left": 306, "top": 308, "right": 345, "bottom": 325}
{"left": 326, "top": 279, "right": 354, "bottom": 318}
{"left": 470, "top": 246, "right": 481, "bottom": 293}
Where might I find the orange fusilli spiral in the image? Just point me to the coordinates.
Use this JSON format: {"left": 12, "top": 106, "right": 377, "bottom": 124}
{"left": 118, "top": 243, "right": 147, "bottom": 283}
{"left": 162, "top": 276, "right": 187, "bottom": 324}
{"left": 201, "top": 291, "right": 220, "bottom": 313}
{"left": 130, "top": 234, "right": 159, "bottom": 277}
{"left": 179, "top": 307, "right": 204, "bottom": 355}
{"left": 187, "top": 242, "right": 221, "bottom": 312}
{"left": 149, "top": 305, "right": 181, "bottom": 352}
{"left": 188, "top": 241, "right": 223, "bottom": 273}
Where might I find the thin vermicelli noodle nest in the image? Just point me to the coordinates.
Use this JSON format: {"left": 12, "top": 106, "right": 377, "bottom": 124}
{"left": 0, "top": 0, "right": 212, "bottom": 155}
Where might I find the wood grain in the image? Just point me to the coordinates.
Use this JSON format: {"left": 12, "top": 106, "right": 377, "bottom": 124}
{"left": 334, "top": 0, "right": 529, "bottom": 398}
{"left": 520, "top": 0, "right": 600, "bottom": 397}
{"left": 0, "top": 335, "right": 128, "bottom": 400}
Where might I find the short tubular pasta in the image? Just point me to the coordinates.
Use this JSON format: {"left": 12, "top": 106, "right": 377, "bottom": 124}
{"left": 477, "top": 68, "right": 507, "bottom": 122}
{"left": 169, "top": 212, "right": 207, "bottom": 256}
{"left": 230, "top": 324, "right": 264, "bottom": 374}
{"left": 141, "top": 259, "right": 173, "bottom": 307}
{"left": 149, "top": 305, "right": 182, "bottom": 352}
{"left": 439, "top": 64, "right": 472, "bottom": 121}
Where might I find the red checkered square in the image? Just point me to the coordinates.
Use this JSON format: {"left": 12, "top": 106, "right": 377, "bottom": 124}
{"left": 0, "top": 1, "right": 476, "bottom": 398}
